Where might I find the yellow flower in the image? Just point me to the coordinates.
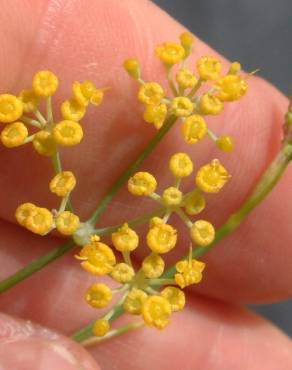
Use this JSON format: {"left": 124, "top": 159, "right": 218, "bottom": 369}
{"left": 190, "top": 220, "right": 215, "bottom": 246}
{"left": 53, "top": 120, "right": 83, "bottom": 146}
{"left": 32, "top": 70, "right": 59, "bottom": 97}
{"left": 49, "top": 171, "right": 76, "bottom": 197}
{"left": 138, "top": 82, "right": 164, "bottom": 105}
{"left": 90, "top": 89, "right": 104, "bottom": 106}
{"left": 155, "top": 42, "right": 185, "bottom": 65}
{"left": 123, "top": 58, "right": 141, "bottom": 80}
{"left": 85, "top": 283, "right": 112, "bottom": 309}
{"left": 0, "top": 94, "right": 23, "bottom": 123}
{"left": 179, "top": 32, "right": 195, "bottom": 56}
{"left": 55, "top": 211, "right": 80, "bottom": 236}
{"left": 15, "top": 203, "right": 37, "bottom": 227}
{"left": 18, "top": 90, "right": 39, "bottom": 113}
{"left": 215, "top": 75, "right": 248, "bottom": 101}
{"left": 181, "top": 115, "right": 207, "bottom": 144}
{"left": 161, "top": 286, "right": 185, "bottom": 312}
{"left": 142, "top": 295, "right": 172, "bottom": 329}
{"left": 111, "top": 223, "right": 139, "bottom": 252}
{"left": 128, "top": 172, "right": 157, "bottom": 196}
{"left": 228, "top": 62, "right": 241, "bottom": 75}
{"left": 197, "top": 56, "right": 221, "bottom": 80}
{"left": 183, "top": 190, "right": 205, "bottom": 216}
{"left": 147, "top": 222, "right": 177, "bottom": 254}
{"left": 200, "top": 93, "right": 224, "bottom": 115}
{"left": 33, "top": 131, "right": 56, "bottom": 156}
{"left": 162, "top": 187, "right": 183, "bottom": 207}
{"left": 111, "top": 263, "right": 135, "bottom": 283}
{"left": 176, "top": 68, "right": 197, "bottom": 89}
{"left": 171, "top": 97, "right": 193, "bottom": 117}
{"left": 93, "top": 319, "right": 110, "bottom": 337}
{"left": 77, "top": 239, "right": 116, "bottom": 276}
{"left": 61, "top": 98, "right": 86, "bottom": 121}
{"left": 169, "top": 152, "right": 193, "bottom": 178}
{"left": 196, "top": 159, "right": 230, "bottom": 193}
{"left": 142, "top": 253, "right": 165, "bottom": 278}
{"left": 1, "top": 122, "right": 28, "bottom": 148}
{"left": 25, "top": 207, "right": 54, "bottom": 235}
{"left": 216, "top": 135, "right": 234, "bottom": 152}
{"left": 175, "top": 258, "right": 206, "bottom": 288}
{"left": 123, "top": 288, "right": 148, "bottom": 315}
{"left": 143, "top": 103, "right": 167, "bottom": 130}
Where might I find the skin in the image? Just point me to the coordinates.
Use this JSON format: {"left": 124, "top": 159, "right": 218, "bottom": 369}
{"left": 0, "top": 0, "right": 292, "bottom": 368}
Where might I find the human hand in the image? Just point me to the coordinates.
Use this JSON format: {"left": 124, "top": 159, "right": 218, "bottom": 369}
{"left": 1, "top": 1, "right": 292, "bottom": 369}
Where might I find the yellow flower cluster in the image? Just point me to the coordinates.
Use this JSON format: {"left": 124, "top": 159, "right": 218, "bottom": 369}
{"left": 77, "top": 151, "right": 230, "bottom": 335}
{"left": 0, "top": 70, "right": 103, "bottom": 152}
{"left": 4, "top": 71, "right": 105, "bottom": 239}
{"left": 124, "top": 32, "right": 249, "bottom": 153}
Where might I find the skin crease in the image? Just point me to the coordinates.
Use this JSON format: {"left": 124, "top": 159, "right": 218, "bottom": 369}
{"left": 0, "top": 0, "right": 292, "bottom": 369}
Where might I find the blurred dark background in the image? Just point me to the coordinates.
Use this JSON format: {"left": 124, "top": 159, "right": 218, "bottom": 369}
{"left": 153, "top": 0, "right": 292, "bottom": 335}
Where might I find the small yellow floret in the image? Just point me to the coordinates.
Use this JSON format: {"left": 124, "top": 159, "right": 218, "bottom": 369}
{"left": 200, "top": 93, "right": 224, "bottom": 115}
{"left": 32, "top": 70, "right": 59, "bottom": 97}
{"left": 190, "top": 220, "right": 215, "bottom": 246}
{"left": 53, "top": 120, "right": 83, "bottom": 146}
{"left": 176, "top": 68, "right": 197, "bottom": 89}
{"left": 123, "top": 288, "right": 148, "bottom": 315}
{"left": 147, "top": 223, "right": 177, "bottom": 254}
{"left": 228, "top": 62, "right": 241, "bottom": 75}
{"left": 175, "top": 258, "right": 206, "bottom": 288}
{"left": 111, "top": 262, "right": 135, "bottom": 283}
{"left": 56, "top": 211, "right": 80, "bottom": 236}
{"left": 215, "top": 75, "right": 248, "bottom": 101}
{"left": 85, "top": 283, "right": 112, "bottom": 309}
{"left": 15, "top": 203, "right": 37, "bottom": 227}
{"left": 128, "top": 171, "right": 157, "bottom": 196}
{"left": 123, "top": 58, "right": 141, "bottom": 80}
{"left": 19, "top": 90, "right": 39, "bottom": 113}
{"left": 142, "top": 295, "right": 172, "bottom": 329}
{"left": 181, "top": 115, "right": 207, "bottom": 144}
{"left": 196, "top": 159, "right": 230, "bottom": 193}
{"left": 142, "top": 253, "right": 165, "bottom": 278}
{"left": 25, "top": 207, "right": 54, "bottom": 235}
{"left": 143, "top": 103, "right": 167, "bottom": 130}
{"left": 197, "top": 56, "right": 221, "bottom": 81}
{"left": 169, "top": 152, "right": 193, "bottom": 178}
{"left": 61, "top": 98, "right": 86, "bottom": 121}
{"left": 183, "top": 190, "right": 205, "bottom": 216}
{"left": 77, "top": 241, "right": 116, "bottom": 276}
{"left": 90, "top": 89, "right": 104, "bottom": 106}
{"left": 216, "top": 135, "right": 234, "bottom": 152}
{"left": 33, "top": 131, "right": 56, "bottom": 156}
{"left": 171, "top": 97, "right": 193, "bottom": 117}
{"left": 49, "top": 171, "right": 76, "bottom": 197}
{"left": 162, "top": 187, "right": 183, "bottom": 207}
{"left": 111, "top": 223, "right": 139, "bottom": 252}
{"left": 138, "top": 82, "right": 164, "bottom": 105}
{"left": 93, "top": 319, "right": 110, "bottom": 337}
{"left": 1, "top": 122, "right": 28, "bottom": 148}
{"left": 155, "top": 42, "right": 185, "bottom": 65}
{"left": 161, "top": 287, "right": 185, "bottom": 312}
{"left": 0, "top": 94, "right": 23, "bottom": 123}
{"left": 180, "top": 32, "right": 195, "bottom": 56}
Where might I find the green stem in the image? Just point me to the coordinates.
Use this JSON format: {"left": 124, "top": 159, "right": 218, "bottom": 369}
{"left": 94, "top": 207, "right": 165, "bottom": 236}
{"left": 0, "top": 240, "right": 75, "bottom": 294}
{"left": 52, "top": 150, "right": 62, "bottom": 173}
{"left": 81, "top": 321, "right": 144, "bottom": 347}
{"left": 162, "top": 144, "right": 292, "bottom": 280}
{"left": 88, "top": 115, "right": 177, "bottom": 225}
